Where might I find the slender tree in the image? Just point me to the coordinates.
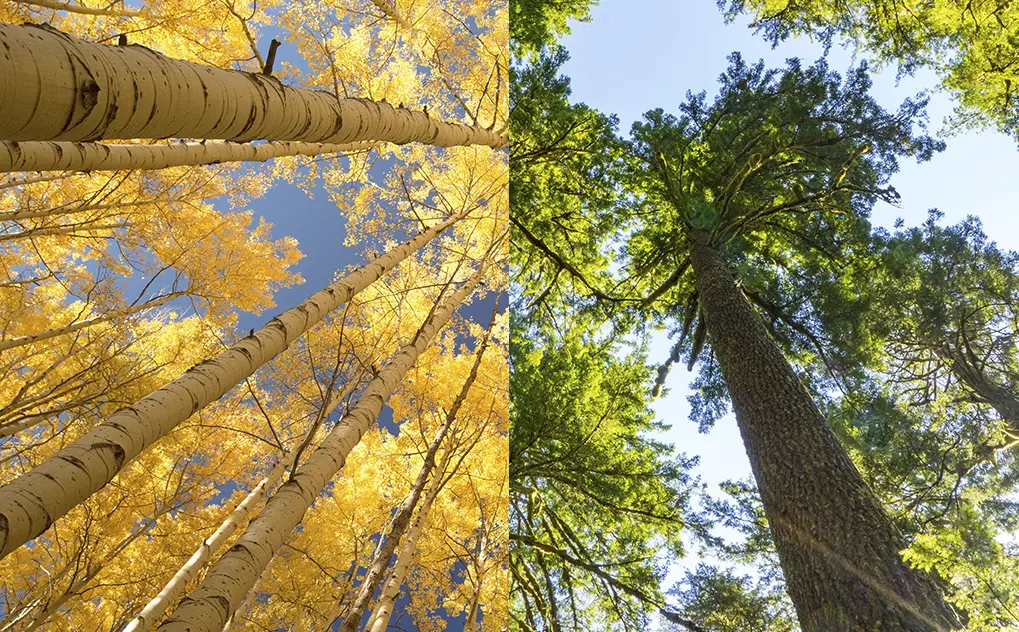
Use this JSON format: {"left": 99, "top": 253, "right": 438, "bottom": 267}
{"left": 0, "top": 207, "right": 472, "bottom": 560}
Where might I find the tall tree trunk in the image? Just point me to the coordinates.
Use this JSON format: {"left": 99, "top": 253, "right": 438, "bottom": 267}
{"left": 685, "top": 229, "right": 961, "bottom": 632}
{"left": 465, "top": 528, "right": 489, "bottom": 631}
{"left": 336, "top": 307, "right": 496, "bottom": 632}
{"left": 0, "top": 24, "right": 507, "bottom": 149}
{"left": 155, "top": 263, "right": 488, "bottom": 632}
{"left": 0, "top": 140, "right": 373, "bottom": 174}
{"left": 0, "top": 291, "right": 187, "bottom": 354}
{"left": 0, "top": 208, "right": 470, "bottom": 561}
{"left": 366, "top": 445, "right": 449, "bottom": 632}
{"left": 123, "top": 381, "right": 356, "bottom": 632}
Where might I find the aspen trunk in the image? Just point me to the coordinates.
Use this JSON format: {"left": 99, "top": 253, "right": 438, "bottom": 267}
{"left": 0, "top": 140, "right": 374, "bottom": 174}
{"left": 366, "top": 449, "right": 448, "bottom": 632}
{"left": 0, "top": 291, "right": 187, "bottom": 354}
{"left": 123, "top": 382, "right": 356, "bottom": 632}
{"left": 12, "top": 0, "right": 151, "bottom": 18}
{"left": 464, "top": 530, "right": 488, "bottom": 631}
{"left": 685, "top": 229, "right": 960, "bottom": 632}
{"left": 0, "top": 24, "right": 507, "bottom": 149}
{"left": 336, "top": 310, "right": 495, "bottom": 632}
{"left": 369, "top": 0, "right": 412, "bottom": 29}
{"left": 155, "top": 264, "right": 487, "bottom": 632}
{"left": 0, "top": 208, "right": 469, "bottom": 560}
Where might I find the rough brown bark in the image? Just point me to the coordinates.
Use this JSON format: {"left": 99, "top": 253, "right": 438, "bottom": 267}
{"left": 686, "top": 228, "right": 961, "bottom": 632}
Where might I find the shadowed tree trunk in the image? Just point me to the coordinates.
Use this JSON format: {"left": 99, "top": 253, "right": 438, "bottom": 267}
{"left": 686, "top": 228, "right": 962, "bottom": 632}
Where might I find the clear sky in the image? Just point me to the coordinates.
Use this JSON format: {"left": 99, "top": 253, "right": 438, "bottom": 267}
{"left": 559, "top": 0, "right": 1019, "bottom": 605}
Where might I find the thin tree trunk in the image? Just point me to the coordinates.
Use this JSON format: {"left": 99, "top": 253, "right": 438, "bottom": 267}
{"left": 336, "top": 306, "right": 496, "bottom": 632}
{"left": 365, "top": 447, "right": 449, "bottom": 632}
{"left": 0, "top": 140, "right": 374, "bottom": 174}
{"left": 123, "top": 381, "right": 356, "bottom": 632}
{"left": 155, "top": 263, "right": 487, "bottom": 632}
{"left": 0, "top": 291, "right": 187, "bottom": 354}
{"left": 465, "top": 528, "right": 488, "bottom": 631}
{"left": 14, "top": 502, "right": 171, "bottom": 632}
{"left": 0, "top": 24, "right": 507, "bottom": 149}
{"left": 0, "top": 208, "right": 470, "bottom": 561}
{"left": 369, "top": 0, "right": 412, "bottom": 29}
{"left": 685, "top": 229, "right": 961, "bottom": 632}
{"left": 12, "top": 0, "right": 151, "bottom": 18}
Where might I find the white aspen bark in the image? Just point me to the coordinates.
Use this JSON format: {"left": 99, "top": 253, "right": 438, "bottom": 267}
{"left": 0, "top": 140, "right": 375, "bottom": 174}
{"left": 0, "top": 24, "right": 507, "bottom": 149}
{"left": 366, "top": 450, "right": 448, "bottom": 632}
{"left": 336, "top": 308, "right": 496, "bottom": 632}
{"left": 123, "top": 381, "right": 356, "bottom": 632}
{"left": 0, "top": 291, "right": 187, "bottom": 354}
{"left": 465, "top": 530, "right": 488, "bottom": 631}
{"left": 369, "top": 0, "right": 412, "bottom": 29}
{"left": 0, "top": 208, "right": 470, "bottom": 561}
{"left": 155, "top": 264, "right": 487, "bottom": 632}
{"left": 12, "top": 0, "right": 152, "bottom": 18}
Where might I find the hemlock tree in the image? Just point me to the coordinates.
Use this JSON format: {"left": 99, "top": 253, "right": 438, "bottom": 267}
{"left": 620, "top": 54, "right": 959, "bottom": 632}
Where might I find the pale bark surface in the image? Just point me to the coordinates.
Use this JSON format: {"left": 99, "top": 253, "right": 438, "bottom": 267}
{"left": 0, "top": 140, "right": 374, "bottom": 173}
{"left": 336, "top": 314, "right": 494, "bottom": 632}
{"left": 686, "top": 229, "right": 961, "bottom": 632}
{"left": 155, "top": 264, "right": 487, "bottom": 632}
{"left": 366, "top": 453, "right": 447, "bottom": 632}
{"left": 0, "top": 291, "right": 186, "bottom": 354}
{"left": 0, "top": 24, "right": 507, "bottom": 149}
{"left": 12, "top": 0, "right": 150, "bottom": 17}
{"left": 123, "top": 383, "right": 356, "bottom": 632}
{"left": 0, "top": 209, "right": 469, "bottom": 560}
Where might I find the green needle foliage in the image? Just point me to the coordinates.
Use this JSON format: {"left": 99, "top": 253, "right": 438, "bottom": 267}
{"left": 509, "top": 316, "right": 696, "bottom": 631}
{"left": 719, "top": 0, "right": 1019, "bottom": 138}
{"left": 511, "top": 0, "right": 599, "bottom": 57}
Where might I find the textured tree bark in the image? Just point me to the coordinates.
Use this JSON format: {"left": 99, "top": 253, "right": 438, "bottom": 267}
{"left": 0, "top": 291, "right": 187, "bottom": 354}
{"left": 155, "top": 263, "right": 487, "bottom": 632}
{"left": 685, "top": 229, "right": 961, "bottom": 632}
{"left": 0, "top": 24, "right": 507, "bottom": 149}
{"left": 123, "top": 382, "right": 356, "bottom": 632}
{"left": 366, "top": 446, "right": 449, "bottom": 632}
{"left": 0, "top": 140, "right": 374, "bottom": 173}
{"left": 335, "top": 311, "right": 495, "bottom": 632}
{"left": 369, "top": 0, "right": 412, "bottom": 29}
{"left": 0, "top": 208, "right": 470, "bottom": 561}
{"left": 945, "top": 351, "right": 1019, "bottom": 433}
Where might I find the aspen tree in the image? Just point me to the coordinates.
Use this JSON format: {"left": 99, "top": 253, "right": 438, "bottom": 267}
{"left": 156, "top": 261, "right": 489, "bottom": 631}
{"left": 335, "top": 303, "right": 496, "bottom": 632}
{"left": 0, "top": 207, "right": 472, "bottom": 560}
{"left": 124, "top": 380, "right": 358, "bottom": 632}
{"left": 365, "top": 444, "right": 449, "bottom": 632}
{"left": 0, "top": 24, "right": 507, "bottom": 149}
{"left": 0, "top": 140, "right": 376, "bottom": 174}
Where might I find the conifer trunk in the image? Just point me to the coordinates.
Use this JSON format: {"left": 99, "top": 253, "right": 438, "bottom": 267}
{"left": 946, "top": 351, "right": 1019, "bottom": 432}
{"left": 0, "top": 209, "right": 470, "bottom": 561}
{"left": 685, "top": 229, "right": 961, "bottom": 632}
{"left": 336, "top": 310, "right": 494, "bottom": 632}
{"left": 0, "top": 24, "right": 506, "bottom": 149}
{"left": 155, "top": 264, "right": 487, "bottom": 632}
{"left": 123, "top": 382, "right": 356, "bottom": 632}
{"left": 0, "top": 140, "right": 374, "bottom": 174}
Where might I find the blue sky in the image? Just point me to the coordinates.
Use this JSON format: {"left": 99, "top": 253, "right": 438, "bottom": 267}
{"left": 559, "top": 0, "right": 1019, "bottom": 605}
